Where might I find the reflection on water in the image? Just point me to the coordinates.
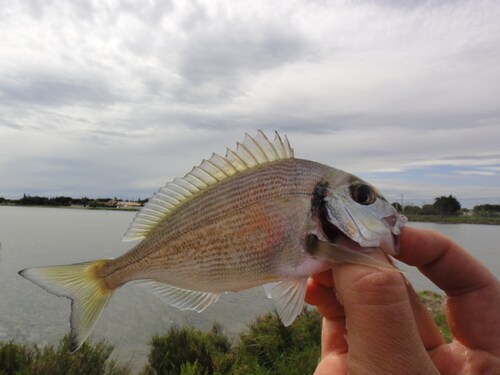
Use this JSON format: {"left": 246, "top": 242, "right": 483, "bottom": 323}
{"left": 0, "top": 206, "right": 498, "bottom": 370}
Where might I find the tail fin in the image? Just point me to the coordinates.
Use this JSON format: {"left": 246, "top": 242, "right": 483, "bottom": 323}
{"left": 19, "top": 260, "right": 112, "bottom": 352}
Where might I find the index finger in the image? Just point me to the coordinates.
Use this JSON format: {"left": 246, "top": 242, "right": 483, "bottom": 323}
{"left": 397, "top": 226, "right": 500, "bottom": 355}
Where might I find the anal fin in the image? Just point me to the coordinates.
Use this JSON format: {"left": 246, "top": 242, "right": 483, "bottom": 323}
{"left": 138, "top": 281, "right": 220, "bottom": 312}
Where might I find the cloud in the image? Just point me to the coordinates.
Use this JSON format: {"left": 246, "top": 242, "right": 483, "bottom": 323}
{"left": 457, "top": 171, "right": 495, "bottom": 176}
{"left": 0, "top": 72, "right": 119, "bottom": 107}
{"left": 0, "top": 0, "right": 499, "bottom": 208}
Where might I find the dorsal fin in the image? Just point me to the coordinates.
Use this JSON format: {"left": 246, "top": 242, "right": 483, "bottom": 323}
{"left": 122, "top": 130, "right": 294, "bottom": 241}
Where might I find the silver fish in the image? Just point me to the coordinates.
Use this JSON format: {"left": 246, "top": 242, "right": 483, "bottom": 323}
{"left": 19, "top": 130, "right": 407, "bottom": 351}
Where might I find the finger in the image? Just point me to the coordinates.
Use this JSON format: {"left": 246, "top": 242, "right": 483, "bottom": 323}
{"left": 404, "top": 276, "right": 445, "bottom": 350}
{"left": 397, "top": 227, "right": 500, "bottom": 355}
{"left": 309, "top": 269, "right": 335, "bottom": 288}
{"left": 332, "top": 252, "right": 439, "bottom": 374}
{"left": 313, "top": 353, "right": 348, "bottom": 375}
{"left": 305, "top": 277, "right": 337, "bottom": 311}
{"left": 307, "top": 263, "right": 444, "bottom": 350}
{"left": 306, "top": 278, "right": 348, "bottom": 356}
{"left": 320, "top": 314, "right": 348, "bottom": 358}
{"left": 397, "top": 227, "right": 497, "bottom": 296}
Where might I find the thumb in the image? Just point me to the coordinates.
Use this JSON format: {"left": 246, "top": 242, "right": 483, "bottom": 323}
{"left": 332, "top": 255, "right": 438, "bottom": 375}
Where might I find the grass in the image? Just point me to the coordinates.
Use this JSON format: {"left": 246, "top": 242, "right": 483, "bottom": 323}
{"left": 1, "top": 292, "right": 450, "bottom": 375}
{"left": 418, "top": 291, "right": 452, "bottom": 343}
{"left": 406, "top": 214, "right": 500, "bottom": 225}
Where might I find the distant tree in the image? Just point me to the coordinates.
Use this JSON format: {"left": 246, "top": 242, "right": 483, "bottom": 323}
{"left": 422, "top": 204, "right": 438, "bottom": 215}
{"left": 391, "top": 202, "right": 402, "bottom": 212}
{"left": 433, "top": 195, "right": 461, "bottom": 216}
{"left": 82, "top": 197, "right": 89, "bottom": 207}
{"left": 403, "top": 205, "right": 422, "bottom": 215}
{"left": 49, "top": 196, "right": 72, "bottom": 206}
{"left": 20, "top": 195, "right": 49, "bottom": 206}
{"left": 473, "top": 204, "right": 500, "bottom": 217}
{"left": 88, "top": 200, "right": 99, "bottom": 208}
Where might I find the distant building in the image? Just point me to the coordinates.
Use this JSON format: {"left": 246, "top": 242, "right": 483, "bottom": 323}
{"left": 105, "top": 199, "right": 118, "bottom": 207}
{"left": 116, "top": 201, "right": 142, "bottom": 208}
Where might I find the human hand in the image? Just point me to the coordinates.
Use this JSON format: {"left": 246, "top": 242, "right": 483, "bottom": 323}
{"left": 305, "top": 226, "right": 500, "bottom": 375}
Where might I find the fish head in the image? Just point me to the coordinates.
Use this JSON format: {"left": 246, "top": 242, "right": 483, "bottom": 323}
{"left": 315, "top": 176, "right": 407, "bottom": 256}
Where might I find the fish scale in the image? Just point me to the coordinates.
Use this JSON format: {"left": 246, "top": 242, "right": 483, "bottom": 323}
{"left": 19, "top": 131, "right": 407, "bottom": 351}
{"left": 103, "top": 159, "right": 325, "bottom": 277}
{"left": 106, "top": 170, "right": 319, "bottom": 289}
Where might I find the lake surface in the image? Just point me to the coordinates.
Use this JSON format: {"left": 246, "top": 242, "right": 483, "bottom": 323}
{"left": 0, "top": 206, "right": 498, "bottom": 370}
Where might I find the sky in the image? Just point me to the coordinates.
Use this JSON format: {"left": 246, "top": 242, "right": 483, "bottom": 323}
{"left": 1, "top": 0, "right": 499, "bottom": 208}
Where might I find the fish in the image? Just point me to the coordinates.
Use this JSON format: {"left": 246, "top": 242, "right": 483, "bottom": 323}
{"left": 19, "top": 130, "right": 407, "bottom": 351}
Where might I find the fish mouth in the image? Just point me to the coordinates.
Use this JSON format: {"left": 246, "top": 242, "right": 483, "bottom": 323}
{"left": 318, "top": 206, "right": 346, "bottom": 243}
{"left": 318, "top": 207, "right": 399, "bottom": 255}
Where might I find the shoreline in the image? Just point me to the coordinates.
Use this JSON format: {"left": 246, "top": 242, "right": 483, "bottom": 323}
{"left": 0, "top": 203, "right": 140, "bottom": 212}
{"left": 2, "top": 204, "right": 500, "bottom": 224}
{"left": 404, "top": 214, "right": 500, "bottom": 225}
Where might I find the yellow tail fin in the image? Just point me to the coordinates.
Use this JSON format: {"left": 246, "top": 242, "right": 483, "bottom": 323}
{"left": 19, "top": 260, "right": 112, "bottom": 352}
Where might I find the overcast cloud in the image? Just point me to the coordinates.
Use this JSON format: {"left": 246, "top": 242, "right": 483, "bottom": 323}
{"left": 1, "top": 0, "right": 499, "bottom": 207}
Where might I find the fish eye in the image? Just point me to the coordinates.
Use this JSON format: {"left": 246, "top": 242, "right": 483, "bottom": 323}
{"left": 349, "top": 184, "right": 377, "bottom": 205}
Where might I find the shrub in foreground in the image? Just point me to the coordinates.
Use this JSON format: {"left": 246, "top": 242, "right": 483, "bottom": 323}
{"left": 142, "top": 309, "right": 321, "bottom": 375}
{"left": 143, "top": 293, "right": 449, "bottom": 375}
{"left": 142, "top": 323, "right": 230, "bottom": 375}
{"left": 1, "top": 292, "right": 448, "bottom": 374}
{"left": 0, "top": 335, "right": 130, "bottom": 375}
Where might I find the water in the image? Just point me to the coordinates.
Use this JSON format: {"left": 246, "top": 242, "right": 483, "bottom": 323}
{"left": 0, "top": 206, "right": 499, "bottom": 370}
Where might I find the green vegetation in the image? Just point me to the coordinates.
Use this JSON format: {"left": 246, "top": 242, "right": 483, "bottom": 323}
{"left": 142, "top": 323, "right": 231, "bottom": 375}
{"left": 418, "top": 291, "right": 451, "bottom": 343}
{"left": 389, "top": 195, "right": 500, "bottom": 225}
{"left": 432, "top": 195, "right": 461, "bottom": 216}
{"left": 395, "top": 195, "right": 462, "bottom": 216}
{"left": 140, "top": 309, "right": 321, "bottom": 375}
{"left": 0, "top": 335, "right": 130, "bottom": 375}
{"left": 0, "top": 195, "right": 145, "bottom": 210}
{"left": 405, "top": 214, "right": 500, "bottom": 225}
{"left": 1, "top": 293, "right": 451, "bottom": 375}
{"left": 472, "top": 204, "right": 500, "bottom": 217}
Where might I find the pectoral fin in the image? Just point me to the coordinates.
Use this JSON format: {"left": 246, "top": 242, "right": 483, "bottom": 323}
{"left": 264, "top": 278, "right": 307, "bottom": 326}
{"left": 306, "top": 234, "right": 400, "bottom": 272}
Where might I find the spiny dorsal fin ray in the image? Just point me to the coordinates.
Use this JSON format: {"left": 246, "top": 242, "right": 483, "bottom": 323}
{"left": 123, "top": 130, "right": 294, "bottom": 241}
